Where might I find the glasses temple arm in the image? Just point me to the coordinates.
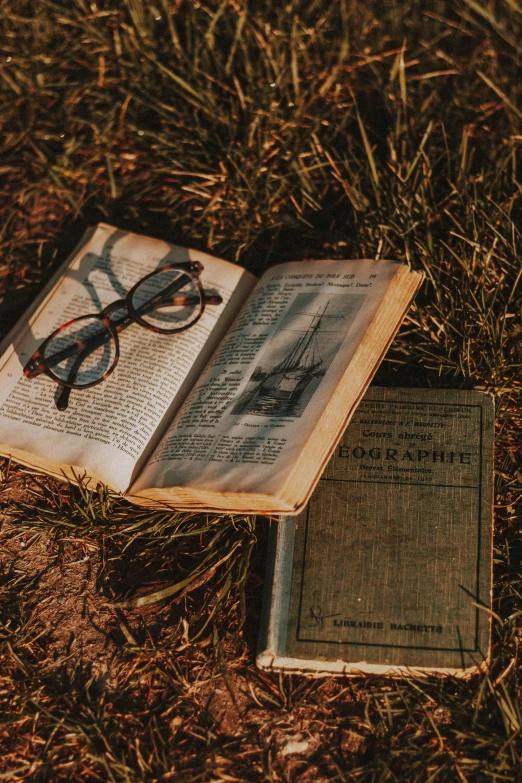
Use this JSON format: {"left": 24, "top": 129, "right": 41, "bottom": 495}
{"left": 55, "top": 384, "right": 72, "bottom": 411}
{"left": 129, "top": 275, "right": 199, "bottom": 318}
{"left": 54, "top": 348, "right": 88, "bottom": 410}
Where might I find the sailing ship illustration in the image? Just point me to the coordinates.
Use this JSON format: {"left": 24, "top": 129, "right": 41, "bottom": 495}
{"left": 234, "top": 299, "right": 345, "bottom": 417}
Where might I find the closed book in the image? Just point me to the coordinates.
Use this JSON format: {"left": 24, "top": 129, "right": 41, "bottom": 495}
{"left": 257, "top": 387, "right": 494, "bottom": 677}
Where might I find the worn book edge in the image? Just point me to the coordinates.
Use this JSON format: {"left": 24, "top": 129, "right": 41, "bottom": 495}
{"left": 256, "top": 655, "right": 490, "bottom": 679}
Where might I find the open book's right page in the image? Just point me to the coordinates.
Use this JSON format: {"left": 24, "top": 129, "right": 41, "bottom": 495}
{"left": 133, "top": 259, "right": 408, "bottom": 500}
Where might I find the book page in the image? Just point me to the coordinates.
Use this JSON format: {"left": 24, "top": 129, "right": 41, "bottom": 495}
{"left": 0, "top": 224, "right": 255, "bottom": 491}
{"left": 133, "top": 259, "right": 404, "bottom": 498}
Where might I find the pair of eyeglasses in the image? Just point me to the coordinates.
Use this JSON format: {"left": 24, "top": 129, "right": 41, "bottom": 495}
{"left": 23, "top": 261, "right": 222, "bottom": 411}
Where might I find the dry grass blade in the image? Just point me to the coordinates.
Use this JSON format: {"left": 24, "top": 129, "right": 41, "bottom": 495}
{"left": 477, "top": 70, "right": 522, "bottom": 121}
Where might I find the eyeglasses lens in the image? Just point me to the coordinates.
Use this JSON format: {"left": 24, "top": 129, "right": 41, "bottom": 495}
{"left": 43, "top": 317, "right": 117, "bottom": 387}
{"left": 130, "top": 268, "right": 203, "bottom": 332}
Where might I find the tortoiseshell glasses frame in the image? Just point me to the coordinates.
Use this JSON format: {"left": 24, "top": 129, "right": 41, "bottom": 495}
{"left": 23, "top": 261, "right": 222, "bottom": 410}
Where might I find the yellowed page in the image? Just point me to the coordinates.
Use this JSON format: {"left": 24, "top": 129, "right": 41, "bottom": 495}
{"left": 0, "top": 224, "right": 255, "bottom": 491}
{"left": 132, "top": 259, "right": 405, "bottom": 498}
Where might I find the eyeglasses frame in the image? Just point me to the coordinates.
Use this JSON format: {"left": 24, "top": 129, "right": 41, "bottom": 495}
{"left": 24, "top": 260, "right": 220, "bottom": 395}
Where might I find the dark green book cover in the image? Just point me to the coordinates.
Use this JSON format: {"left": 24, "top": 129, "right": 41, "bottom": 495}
{"left": 257, "top": 387, "right": 494, "bottom": 676}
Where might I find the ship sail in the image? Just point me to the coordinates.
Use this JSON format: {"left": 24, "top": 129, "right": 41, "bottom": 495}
{"left": 257, "top": 301, "right": 340, "bottom": 403}
{"left": 233, "top": 297, "right": 345, "bottom": 417}
{"left": 269, "top": 303, "right": 327, "bottom": 393}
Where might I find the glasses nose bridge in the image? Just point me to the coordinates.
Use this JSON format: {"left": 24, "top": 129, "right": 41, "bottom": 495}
{"left": 101, "top": 298, "right": 128, "bottom": 318}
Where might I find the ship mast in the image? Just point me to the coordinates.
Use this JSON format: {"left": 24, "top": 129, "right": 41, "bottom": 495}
{"left": 277, "top": 303, "right": 328, "bottom": 374}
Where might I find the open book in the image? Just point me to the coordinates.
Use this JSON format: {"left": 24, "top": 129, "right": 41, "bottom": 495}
{"left": 0, "top": 224, "right": 423, "bottom": 514}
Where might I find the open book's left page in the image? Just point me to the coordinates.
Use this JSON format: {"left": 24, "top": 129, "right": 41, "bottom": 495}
{"left": 0, "top": 224, "right": 256, "bottom": 491}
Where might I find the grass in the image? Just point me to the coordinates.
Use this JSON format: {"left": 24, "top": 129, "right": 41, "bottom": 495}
{"left": 0, "top": 0, "right": 521, "bottom": 780}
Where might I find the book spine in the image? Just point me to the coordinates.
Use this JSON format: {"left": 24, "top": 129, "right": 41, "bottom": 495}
{"left": 257, "top": 517, "right": 297, "bottom": 666}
